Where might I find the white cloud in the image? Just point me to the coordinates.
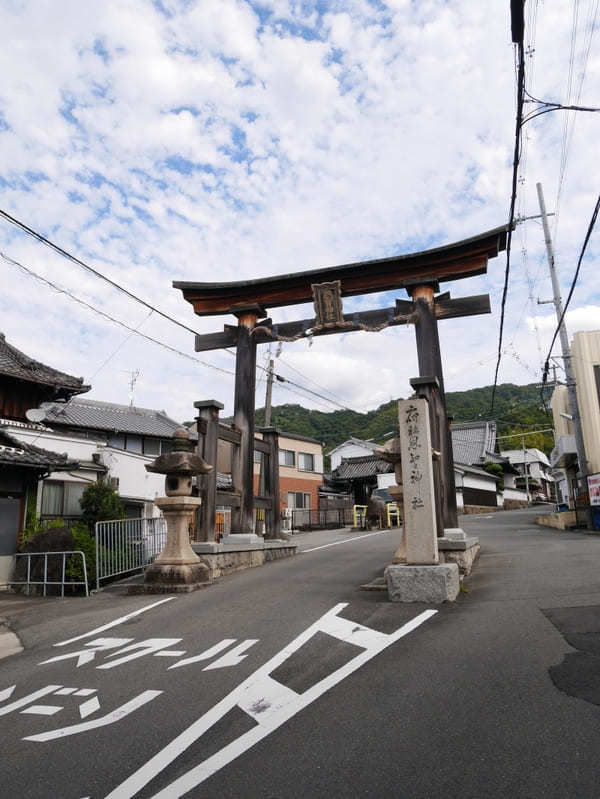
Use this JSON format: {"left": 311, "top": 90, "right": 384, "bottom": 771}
{"left": 0, "top": 0, "right": 598, "bottom": 422}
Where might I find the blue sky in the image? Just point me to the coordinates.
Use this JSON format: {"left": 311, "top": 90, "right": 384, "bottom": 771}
{"left": 0, "top": 0, "right": 598, "bottom": 419}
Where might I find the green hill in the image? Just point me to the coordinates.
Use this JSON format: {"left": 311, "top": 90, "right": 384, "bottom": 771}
{"left": 255, "top": 382, "right": 553, "bottom": 460}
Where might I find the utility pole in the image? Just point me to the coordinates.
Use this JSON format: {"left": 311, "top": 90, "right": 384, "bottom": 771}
{"left": 264, "top": 359, "right": 275, "bottom": 427}
{"left": 537, "top": 182, "right": 589, "bottom": 500}
{"left": 522, "top": 434, "right": 530, "bottom": 503}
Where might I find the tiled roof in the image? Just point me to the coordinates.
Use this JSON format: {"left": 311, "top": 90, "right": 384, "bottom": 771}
{"left": 451, "top": 421, "right": 498, "bottom": 466}
{"left": 0, "top": 334, "right": 89, "bottom": 395}
{"left": 500, "top": 448, "right": 552, "bottom": 468}
{"left": 0, "top": 428, "right": 73, "bottom": 471}
{"left": 333, "top": 454, "right": 393, "bottom": 480}
{"left": 42, "top": 398, "right": 183, "bottom": 437}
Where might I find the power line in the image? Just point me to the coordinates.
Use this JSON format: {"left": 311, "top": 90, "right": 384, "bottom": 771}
{"left": 0, "top": 208, "right": 201, "bottom": 336}
{"left": 1, "top": 250, "right": 235, "bottom": 377}
{"left": 274, "top": 373, "right": 356, "bottom": 412}
{"left": 491, "top": 25, "right": 526, "bottom": 413}
{"left": 276, "top": 355, "right": 360, "bottom": 411}
{"left": 2, "top": 248, "right": 362, "bottom": 414}
{"left": 540, "top": 191, "right": 600, "bottom": 397}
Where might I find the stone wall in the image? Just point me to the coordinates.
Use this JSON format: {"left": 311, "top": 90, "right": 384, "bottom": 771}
{"left": 461, "top": 505, "right": 501, "bottom": 515}
{"left": 535, "top": 511, "right": 578, "bottom": 530}
{"left": 503, "top": 498, "right": 529, "bottom": 510}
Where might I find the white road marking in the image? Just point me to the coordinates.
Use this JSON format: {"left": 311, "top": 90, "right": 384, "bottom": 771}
{"left": 302, "top": 529, "right": 391, "bottom": 552}
{"left": 21, "top": 705, "right": 63, "bottom": 716}
{"left": 97, "top": 639, "right": 182, "bottom": 669}
{"left": 79, "top": 697, "right": 101, "bottom": 719}
{"left": 168, "top": 639, "right": 237, "bottom": 670}
{"left": 0, "top": 685, "right": 62, "bottom": 716}
{"left": 74, "top": 689, "right": 97, "bottom": 697}
{"left": 54, "top": 599, "right": 175, "bottom": 648}
{"left": 153, "top": 651, "right": 186, "bottom": 658}
{"left": 104, "top": 604, "right": 436, "bottom": 799}
{"left": 54, "top": 688, "right": 77, "bottom": 696}
{"left": 202, "top": 640, "right": 258, "bottom": 671}
{"left": 24, "top": 691, "right": 162, "bottom": 742}
{"left": 0, "top": 685, "right": 16, "bottom": 702}
{"left": 40, "top": 638, "right": 133, "bottom": 668}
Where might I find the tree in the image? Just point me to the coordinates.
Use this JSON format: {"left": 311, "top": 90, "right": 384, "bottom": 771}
{"left": 483, "top": 461, "right": 504, "bottom": 490}
{"left": 80, "top": 478, "right": 125, "bottom": 532}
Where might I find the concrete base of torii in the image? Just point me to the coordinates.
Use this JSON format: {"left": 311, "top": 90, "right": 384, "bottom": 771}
{"left": 130, "top": 496, "right": 211, "bottom": 594}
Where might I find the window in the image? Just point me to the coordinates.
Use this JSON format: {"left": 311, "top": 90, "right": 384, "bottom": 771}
{"left": 253, "top": 450, "right": 263, "bottom": 463}
{"left": 143, "top": 438, "right": 160, "bottom": 456}
{"left": 108, "top": 433, "right": 125, "bottom": 449}
{"left": 160, "top": 439, "right": 173, "bottom": 454}
{"left": 41, "top": 481, "right": 86, "bottom": 517}
{"left": 288, "top": 492, "right": 311, "bottom": 509}
{"left": 298, "top": 452, "right": 314, "bottom": 472}
{"left": 279, "top": 449, "right": 295, "bottom": 467}
{"left": 125, "top": 435, "right": 143, "bottom": 454}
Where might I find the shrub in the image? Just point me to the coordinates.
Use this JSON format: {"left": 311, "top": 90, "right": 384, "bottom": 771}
{"left": 68, "top": 522, "right": 97, "bottom": 587}
{"left": 80, "top": 479, "right": 125, "bottom": 532}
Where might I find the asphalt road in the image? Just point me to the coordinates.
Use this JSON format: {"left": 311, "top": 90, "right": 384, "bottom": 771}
{"left": 2, "top": 510, "right": 600, "bottom": 798}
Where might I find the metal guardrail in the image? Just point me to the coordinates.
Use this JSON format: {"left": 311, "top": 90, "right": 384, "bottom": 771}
{"left": 12, "top": 551, "right": 89, "bottom": 597}
{"left": 95, "top": 517, "right": 166, "bottom": 590}
{"left": 291, "top": 509, "right": 353, "bottom": 531}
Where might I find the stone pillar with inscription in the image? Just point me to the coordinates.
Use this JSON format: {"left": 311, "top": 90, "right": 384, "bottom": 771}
{"left": 397, "top": 398, "right": 439, "bottom": 565}
{"left": 384, "top": 397, "right": 460, "bottom": 603}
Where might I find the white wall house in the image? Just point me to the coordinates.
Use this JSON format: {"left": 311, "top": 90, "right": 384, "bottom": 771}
{"left": 377, "top": 463, "right": 503, "bottom": 511}
{"left": 500, "top": 448, "right": 555, "bottom": 501}
{"left": 327, "top": 438, "right": 380, "bottom": 471}
{"left": 6, "top": 398, "right": 184, "bottom": 524}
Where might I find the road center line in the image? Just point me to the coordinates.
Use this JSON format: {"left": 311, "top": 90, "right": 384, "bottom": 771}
{"left": 302, "top": 529, "right": 392, "bottom": 552}
{"left": 53, "top": 599, "right": 175, "bottom": 648}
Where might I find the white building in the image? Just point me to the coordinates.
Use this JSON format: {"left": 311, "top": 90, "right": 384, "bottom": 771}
{"left": 500, "top": 448, "right": 555, "bottom": 502}
{"left": 6, "top": 398, "right": 184, "bottom": 523}
{"left": 551, "top": 330, "right": 600, "bottom": 506}
{"left": 327, "top": 438, "right": 380, "bottom": 471}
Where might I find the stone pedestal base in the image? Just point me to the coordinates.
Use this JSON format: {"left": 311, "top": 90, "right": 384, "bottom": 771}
{"left": 443, "top": 527, "right": 467, "bottom": 540}
{"left": 385, "top": 563, "right": 459, "bottom": 603}
{"left": 437, "top": 536, "right": 480, "bottom": 576}
{"left": 221, "top": 534, "right": 264, "bottom": 545}
{"left": 129, "top": 562, "right": 210, "bottom": 594}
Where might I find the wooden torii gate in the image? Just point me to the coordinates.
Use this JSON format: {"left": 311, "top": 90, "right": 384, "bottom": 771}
{"left": 175, "top": 225, "right": 508, "bottom": 538}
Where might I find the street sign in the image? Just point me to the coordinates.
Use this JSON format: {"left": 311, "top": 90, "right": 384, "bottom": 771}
{"left": 587, "top": 473, "right": 600, "bottom": 506}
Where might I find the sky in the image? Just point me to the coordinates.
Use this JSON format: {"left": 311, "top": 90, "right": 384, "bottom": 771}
{"left": 0, "top": 0, "right": 599, "bottom": 423}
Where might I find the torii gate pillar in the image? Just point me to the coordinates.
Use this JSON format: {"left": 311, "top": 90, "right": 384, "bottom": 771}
{"left": 408, "top": 282, "right": 459, "bottom": 532}
{"left": 231, "top": 304, "right": 261, "bottom": 535}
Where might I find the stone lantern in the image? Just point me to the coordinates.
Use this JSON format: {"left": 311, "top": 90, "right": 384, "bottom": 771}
{"left": 142, "top": 427, "right": 213, "bottom": 592}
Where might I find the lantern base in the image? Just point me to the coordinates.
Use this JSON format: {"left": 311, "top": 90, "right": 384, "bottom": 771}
{"left": 130, "top": 561, "right": 211, "bottom": 593}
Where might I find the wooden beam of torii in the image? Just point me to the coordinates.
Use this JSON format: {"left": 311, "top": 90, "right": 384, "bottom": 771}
{"left": 175, "top": 225, "right": 508, "bottom": 537}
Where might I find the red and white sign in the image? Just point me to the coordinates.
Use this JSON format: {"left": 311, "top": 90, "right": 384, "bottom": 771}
{"left": 587, "top": 473, "right": 600, "bottom": 506}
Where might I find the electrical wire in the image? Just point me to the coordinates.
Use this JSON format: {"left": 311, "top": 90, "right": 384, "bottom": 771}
{"left": 490, "top": 35, "right": 525, "bottom": 414}
{"left": 2, "top": 249, "right": 360, "bottom": 415}
{"left": 274, "top": 373, "right": 356, "bottom": 412}
{"left": 540, "top": 192, "right": 600, "bottom": 401}
{"left": 0, "top": 208, "right": 201, "bottom": 336}
{"left": 1, "top": 250, "right": 235, "bottom": 377}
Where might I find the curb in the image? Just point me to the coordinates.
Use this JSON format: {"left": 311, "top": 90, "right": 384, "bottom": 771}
{"left": 0, "top": 616, "right": 24, "bottom": 660}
